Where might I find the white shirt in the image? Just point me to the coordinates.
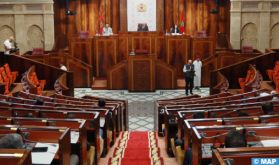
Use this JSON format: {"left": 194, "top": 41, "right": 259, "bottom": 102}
{"left": 60, "top": 65, "right": 67, "bottom": 71}
{"left": 3, "top": 39, "right": 14, "bottom": 54}
{"left": 193, "top": 60, "right": 202, "bottom": 87}
{"left": 102, "top": 27, "right": 113, "bottom": 36}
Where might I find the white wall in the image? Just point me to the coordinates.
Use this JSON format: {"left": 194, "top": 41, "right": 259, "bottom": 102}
{"left": 0, "top": 0, "right": 54, "bottom": 53}
{"left": 230, "top": 0, "right": 279, "bottom": 51}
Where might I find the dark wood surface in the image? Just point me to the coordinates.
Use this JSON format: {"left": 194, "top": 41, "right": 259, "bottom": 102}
{"left": 53, "top": 0, "right": 230, "bottom": 47}
{"left": 0, "top": 149, "right": 32, "bottom": 165}
{"left": 128, "top": 55, "right": 156, "bottom": 92}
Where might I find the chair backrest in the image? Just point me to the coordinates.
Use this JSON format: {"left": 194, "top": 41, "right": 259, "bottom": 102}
{"left": 0, "top": 67, "right": 8, "bottom": 80}
{"left": 3, "top": 64, "right": 11, "bottom": 75}
{"left": 54, "top": 73, "right": 69, "bottom": 95}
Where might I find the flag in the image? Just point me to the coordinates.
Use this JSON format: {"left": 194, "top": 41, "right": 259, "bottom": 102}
{"left": 99, "top": 14, "right": 104, "bottom": 34}
{"left": 179, "top": 11, "right": 185, "bottom": 34}
{"left": 99, "top": 3, "right": 105, "bottom": 34}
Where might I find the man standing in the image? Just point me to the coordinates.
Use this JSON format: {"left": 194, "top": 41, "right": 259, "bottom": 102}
{"left": 183, "top": 60, "right": 195, "bottom": 95}
{"left": 3, "top": 36, "right": 16, "bottom": 55}
{"left": 193, "top": 57, "right": 202, "bottom": 90}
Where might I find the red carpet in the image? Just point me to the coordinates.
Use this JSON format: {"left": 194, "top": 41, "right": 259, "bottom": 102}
{"left": 109, "top": 131, "right": 163, "bottom": 165}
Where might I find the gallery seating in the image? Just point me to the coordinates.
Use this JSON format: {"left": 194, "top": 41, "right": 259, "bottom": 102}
{"left": 238, "top": 64, "right": 262, "bottom": 93}
{"left": 212, "top": 147, "right": 279, "bottom": 165}
{"left": 266, "top": 61, "right": 279, "bottom": 82}
{"left": 155, "top": 86, "right": 279, "bottom": 165}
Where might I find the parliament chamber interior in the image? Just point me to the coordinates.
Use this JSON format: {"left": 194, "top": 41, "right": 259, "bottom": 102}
{"left": 1, "top": 0, "right": 279, "bottom": 165}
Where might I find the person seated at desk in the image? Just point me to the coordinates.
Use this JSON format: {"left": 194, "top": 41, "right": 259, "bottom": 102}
{"left": 183, "top": 130, "right": 246, "bottom": 165}
{"left": 0, "top": 133, "right": 25, "bottom": 149}
{"left": 170, "top": 24, "right": 180, "bottom": 34}
{"left": 224, "top": 130, "right": 247, "bottom": 148}
{"left": 0, "top": 133, "right": 80, "bottom": 165}
{"left": 137, "top": 23, "right": 149, "bottom": 32}
{"left": 262, "top": 102, "right": 274, "bottom": 115}
{"left": 3, "top": 36, "right": 19, "bottom": 55}
{"left": 102, "top": 23, "right": 113, "bottom": 36}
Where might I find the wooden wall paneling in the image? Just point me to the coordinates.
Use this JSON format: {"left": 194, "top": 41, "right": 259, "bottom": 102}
{"left": 191, "top": 37, "right": 215, "bottom": 60}
{"left": 155, "top": 36, "right": 166, "bottom": 60}
{"left": 166, "top": 36, "right": 190, "bottom": 78}
{"left": 130, "top": 36, "right": 153, "bottom": 54}
{"left": 67, "top": 58, "right": 92, "bottom": 88}
{"left": 157, "top": 0, "right": 164, "bottom": 32}
{"left": 173, "top": 0, "right": 179, "bottom": 25}
{"left": 185, "top": 0, "right": 196, "bottom": 36}
{"left": 201, "top": 55, "right": 217, "bottom": 87}
{"left": 165, "top": 0, "right": 174, "bottom": 32}
{"left": 69, "top": 37, "right": 93, "bottom": 66}
{"left": 119, "top": 0, "right": 127, "bottom": 32}
{"left": 156, "top": 60, "right": 177, "bottom": 89}
{"left": 53, "top": 0, "right": 230, "bottom": 43}
{"left": 88, "top": 0, "right": 100, "bottom": 36}
{"left": 112, "top": 0, "right": 120, "bottom": 33}
{"left": 107, "top": 61, "right": 128, "bottom": 89}
{"left": 94, "top": 36, "right": 118, "bottom": 77}
{"left": 47, "top": 53, "right": 67, "bottom": 68}
{"left": 128, "top": 55, "right": 156, "bottom": 92}
{"left": 118, "top": 35, "right": 129, "bottom": 62}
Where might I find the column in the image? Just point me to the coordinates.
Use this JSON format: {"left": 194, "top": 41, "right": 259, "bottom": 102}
{"left": 230, "top": 1, "right": 242, "bottom": 49}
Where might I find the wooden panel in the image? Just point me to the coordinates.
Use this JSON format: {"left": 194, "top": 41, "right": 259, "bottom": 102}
{"left": 118, "top": 35, "right": 129, "bottom": 61}
{"left": 54, "top": 0, "right": 230, "bottom": 47}
{"left": 67, "top": 58, "right": 92, "bottom": 88}
{"left": 155, "top": 36, "right": 166, "bottom": 60}
{"left": 166, "top": 35, "right": 190, "bottom": 78}
{"left": 94, "top": 36, "right": 118, "bottom": 77}
{"left": 202, "top": 56, "right": 218, "bottom": 87}
{"left": 107, "top": 61, "right": 128, "bottom": 89}
{"left": 128, "top": 55, "right": 156, "bottom": 92}
{"left": 156, "top": 60, "right": 177, "bottom": 89}
{"left": 130, "top": 36, "right": 153, "bottom": 54}
{"left": 69, "top": 37, "right": 93, "bottom": 66}
{"left": 191, "top": 37, "right": 215, "bottom": 60}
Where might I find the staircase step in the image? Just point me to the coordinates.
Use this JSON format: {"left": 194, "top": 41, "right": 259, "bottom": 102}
{"left": 91, "top": 78, "right": 107, "bottom": 89}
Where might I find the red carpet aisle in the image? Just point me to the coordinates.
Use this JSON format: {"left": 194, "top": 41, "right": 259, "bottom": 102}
{"left": 109, "top": 131, "right": 163, "bottom": 165}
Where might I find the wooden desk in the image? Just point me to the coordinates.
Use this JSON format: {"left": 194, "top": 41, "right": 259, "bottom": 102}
{"left": 68, "top": 33, "right": 214, "bottom": 88}
{"left": 128, "top": 55, "right": 156, "bottom": 92}
{"left": 0, "top": 149, "right": 32, "bottom": 165}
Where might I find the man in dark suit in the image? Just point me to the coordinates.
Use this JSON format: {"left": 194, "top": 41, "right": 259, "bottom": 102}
{"left": 183, "top": 60, "right": 195, "bottom": 95}
{"left": 170, "top": 24, "right": 180, "bottom": 34}
{"left": 137, "top": 23, "right": 149, "bottom": 32}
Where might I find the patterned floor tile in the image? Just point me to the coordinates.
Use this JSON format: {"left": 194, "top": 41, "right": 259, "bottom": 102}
{"left": 74, "top": 88, "right": 209, "bottom": 131}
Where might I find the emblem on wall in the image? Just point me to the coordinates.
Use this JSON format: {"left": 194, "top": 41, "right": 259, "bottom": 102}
{"left": 137, "top": 3, "right": 147, "bottom": 12}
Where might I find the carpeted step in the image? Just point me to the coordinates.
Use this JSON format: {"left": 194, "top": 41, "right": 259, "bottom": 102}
{"left": 109, "top": 131, "right": 163, "bottom": 165}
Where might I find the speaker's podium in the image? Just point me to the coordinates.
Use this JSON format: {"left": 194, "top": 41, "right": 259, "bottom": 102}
{"left": 128, "top": 54, "right": 156, "bottom": 92}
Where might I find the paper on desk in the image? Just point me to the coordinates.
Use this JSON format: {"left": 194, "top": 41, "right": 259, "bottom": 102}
{"left": 261, "top": 140, "right": 279, "bottom": 147}
{"left": 71, "top": 131, "right": 80, "bottom": 144}
{"left": 100, "top": 117, "right": 105, "bottom": 128}
{"left": 31, "top": 143, "right": 59, "bottom": 164}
